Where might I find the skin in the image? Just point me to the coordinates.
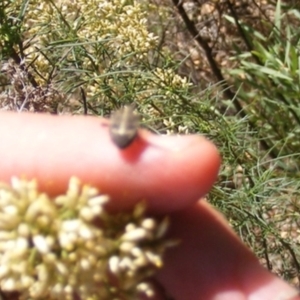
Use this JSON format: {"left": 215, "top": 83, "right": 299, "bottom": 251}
{"left": 0, "top": 111, "right": 299, "bottom": 300}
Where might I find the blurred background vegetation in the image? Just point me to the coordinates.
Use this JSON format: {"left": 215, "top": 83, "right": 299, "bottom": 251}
{"left": 1, "top": 0, "right": 300, "bottom": 290}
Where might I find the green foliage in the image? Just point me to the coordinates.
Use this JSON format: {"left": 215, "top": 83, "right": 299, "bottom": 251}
{"left": 220, "top": 0, "right": 300, "bottom": 283}
{"left": 227, "top": 1, "right": 300, "bottom": 159}
{"left": 0, "top": 0, "right": 192, "bottom": 116}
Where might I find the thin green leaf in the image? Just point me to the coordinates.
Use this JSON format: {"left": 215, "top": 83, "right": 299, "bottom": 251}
{"left": 284, "top": 25, "right": 291, "bottom": 69}
{"left": 274, "top": 0, "right": 282, "bottom": 30}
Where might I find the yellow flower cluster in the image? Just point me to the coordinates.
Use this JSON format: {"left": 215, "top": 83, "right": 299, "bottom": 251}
{"left": 75, "top": 0, "right": 158, "bottom": 59}
{"left": 2, "top": 0, "right": 192, "bottom": 115}
{"left": 153, "top": 68, "right": 192, "bottom": 90}
{"left": 14, "top": 0, "right": 158, "bottom": 78}
{"left": 0, "top": 177, "right": 173, "bottom": 300}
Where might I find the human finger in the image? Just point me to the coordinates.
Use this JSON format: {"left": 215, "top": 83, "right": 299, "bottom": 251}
{"left": 0, "top": 112, "right": 220, "bottom": 212}
{"left": 156, "top": 201, "right": 300, "bottom": 300}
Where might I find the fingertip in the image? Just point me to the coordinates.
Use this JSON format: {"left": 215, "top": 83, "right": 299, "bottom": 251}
{"left": 0, "top": 112, "right": 221, "bottom": 213}
{"left": 134, "top": 132, "right": 221, "bottom": 212}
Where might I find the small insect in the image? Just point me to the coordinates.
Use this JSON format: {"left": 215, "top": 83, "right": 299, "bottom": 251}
{"left": 109, "top": 104, "right": 140, "bottom": 149}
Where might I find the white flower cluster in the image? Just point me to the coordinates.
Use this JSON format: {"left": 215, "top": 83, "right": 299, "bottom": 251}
{"left": 0, "top": 177, "right": 172, "bottom": 300}
{"left": 163, "top": 117, "right": 190, "bottom": 135}
{"left": 153, "top": 68, "right": 192, "bottom": 90}
{"left": 2, "top": 0, "right": 192, "bottom": 115}
{"left": 19, "top": 0, "right": 158, "bottom": 77}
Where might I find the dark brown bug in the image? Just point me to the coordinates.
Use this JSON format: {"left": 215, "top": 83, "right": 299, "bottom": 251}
{"left": 109, "top": 105, "right": 140, "bottom": 149}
